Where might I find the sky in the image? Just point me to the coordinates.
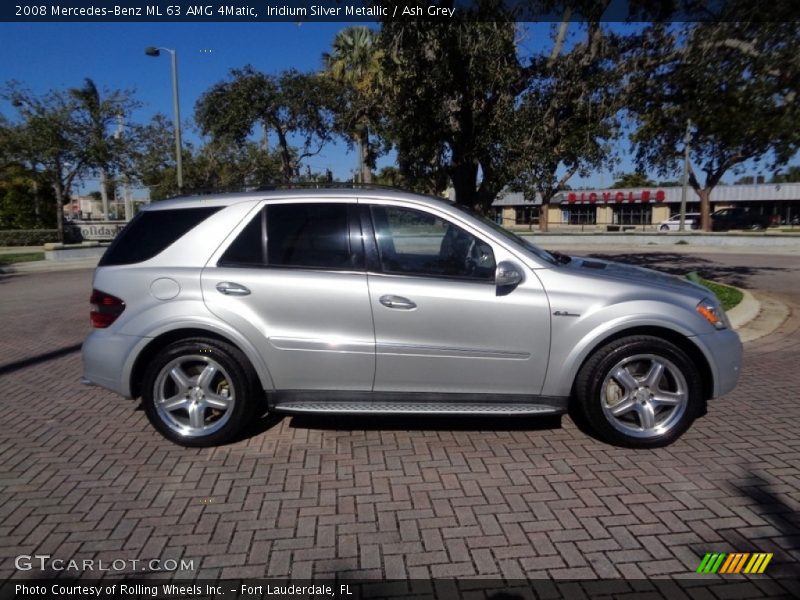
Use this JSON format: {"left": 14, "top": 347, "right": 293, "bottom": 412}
{"left": 0, "top": 21, "right": 774, "bottom": 198}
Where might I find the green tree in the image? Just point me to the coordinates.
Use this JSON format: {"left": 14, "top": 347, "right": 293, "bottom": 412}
{"left": 3, "top": 81, "right": 140, "bottom": 239}
{"left": 68, "top": 78, "right": 140, "bottom": 220}
{"left": 509, "top": 13, "right": 625, "bottom": 231}
{"left": 195, "top": 66, "right": 333, "bottom": 184}
{"left": 612, "top": 172, "right": 656, "bottom": 188}
{"left": 378, "top": 5, "right": 525, "bottom": 209}
{"left": 323, "top": 26, "right": 384, "bottom": 184}
{"left": 770, "top": 166, "right": 800, "bottom": 183}
{"left": 627, "top": 10, "right": 800, "bottom": 230}
{"left": 135, "top": 114, "right": 283, "bottom": 200}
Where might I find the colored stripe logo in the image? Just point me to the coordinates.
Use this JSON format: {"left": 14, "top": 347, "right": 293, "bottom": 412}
{"left": 697, "top": 553, "right": 773, "bottom": 574}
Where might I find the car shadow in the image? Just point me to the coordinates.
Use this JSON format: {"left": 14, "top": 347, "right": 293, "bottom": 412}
{"left": 586, "top": 252, "right": 789, "bottom": 289}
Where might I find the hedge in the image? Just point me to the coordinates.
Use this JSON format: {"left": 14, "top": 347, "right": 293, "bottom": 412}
{"left": 0, "top": 229, "right": 60, "bottom": 246}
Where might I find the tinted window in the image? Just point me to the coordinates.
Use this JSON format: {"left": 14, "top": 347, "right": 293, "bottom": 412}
{"left": 99, "top": 207, "right": 221, "bottom": 266}
{"left": 267, "top": 203, "right": 358, "bottom": 270}
{"left": 370, "top": 205, "right": 495, "bottom": 281}
{"left": 219, "top": 210, "right": 264, "bottom": 267}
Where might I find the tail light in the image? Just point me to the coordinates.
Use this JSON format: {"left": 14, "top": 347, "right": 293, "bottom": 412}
{"left": 90, "top": 289, "right": 125, "bottom": 328}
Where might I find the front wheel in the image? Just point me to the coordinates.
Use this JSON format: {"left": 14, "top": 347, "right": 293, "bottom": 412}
{"left": 659, "top": 224, "right": 670, "bottom": 231}
{"left": 142, "top": 337, "right": 259, "bottom": 447}
{"left": 573, "top": 335, "right": 702, "bottom": 448}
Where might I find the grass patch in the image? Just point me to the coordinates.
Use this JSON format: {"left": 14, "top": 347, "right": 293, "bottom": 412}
{"left": 701, "top": 278, "right": 743, "bottom": 311}
{"left": 675, "top": 239, "right": 689, "bottom": 245}
{"left": 686, "top": 271, "right": 743, "bottom": 311}
{"left": 0, "top": 252, "right": 44, "bottom": 265}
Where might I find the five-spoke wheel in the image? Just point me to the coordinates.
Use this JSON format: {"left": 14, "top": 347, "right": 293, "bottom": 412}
{"left": 142, "top": 338, "right": 259, "bottom": 446}
{"left": 574, "top": 335, "right": 702, "bottom": 447}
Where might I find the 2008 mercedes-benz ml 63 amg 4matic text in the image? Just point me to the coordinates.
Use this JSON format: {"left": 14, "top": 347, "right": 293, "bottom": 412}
{"left": 82, "top": 188, "right": 742, "bottom": 448}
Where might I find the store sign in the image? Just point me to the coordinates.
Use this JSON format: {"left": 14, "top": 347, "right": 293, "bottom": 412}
{"left": 73, "top": 220, "right": 126, "bottom": 240}
{"left": 566, "top": 190, "right": 666, "bottom": 204}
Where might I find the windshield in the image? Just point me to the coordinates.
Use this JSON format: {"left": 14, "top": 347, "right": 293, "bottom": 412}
{"left": 449, "top": 204, "right": 558, "bottom": 265}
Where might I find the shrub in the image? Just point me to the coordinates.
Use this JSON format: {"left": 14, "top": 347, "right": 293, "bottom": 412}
{"left": 0, "top": 229, "right": 60, "bottom": 246}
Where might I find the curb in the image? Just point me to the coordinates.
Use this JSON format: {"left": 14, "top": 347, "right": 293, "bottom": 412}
{"left": 0, "top": 258, "right": 98, "bottom": 274}
{"left": 727, "top": 288, "right": 760, "bottom": 330}
{"left": 736, "top": 292, "right": 791, "bottom": 344}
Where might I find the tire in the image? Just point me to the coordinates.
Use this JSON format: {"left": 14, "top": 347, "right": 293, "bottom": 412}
{"left": 573, "top": 335, "right": 702, "bottom": 448}
{"left": 659, "top": 225, "right": 670, "bottom": 231}
{"left": 141, "top": 337, "right": 260, "bottom": 447}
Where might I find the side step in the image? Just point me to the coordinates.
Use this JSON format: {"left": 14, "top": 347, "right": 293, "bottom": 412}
{"left": 272, "top": 401, "right": 561, "bottom": 416}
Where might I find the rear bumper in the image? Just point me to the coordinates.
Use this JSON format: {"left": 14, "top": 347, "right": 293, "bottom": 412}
{"left": 695, "top": 328, "right": 743, "bottom": 399}
{"left": 82, "top": 329, "right": 144, "bottom": 398}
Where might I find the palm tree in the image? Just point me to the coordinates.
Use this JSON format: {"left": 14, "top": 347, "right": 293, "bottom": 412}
{"left": 323, "top": 27, "right": 383, "bottom": 184}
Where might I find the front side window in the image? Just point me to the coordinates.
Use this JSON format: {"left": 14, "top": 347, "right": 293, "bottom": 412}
{"left": 369, "top": 205, "right": 495, "bottom": 281}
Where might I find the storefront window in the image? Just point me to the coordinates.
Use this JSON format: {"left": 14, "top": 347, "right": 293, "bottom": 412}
{"left": 514, "top": 207, "right": 539, "bottom": 225}
{"left": 562, "top": 206, "right": 596, "bottom": 225}
{"left": 613, "top": 205, "right": 652, "bottom": 225}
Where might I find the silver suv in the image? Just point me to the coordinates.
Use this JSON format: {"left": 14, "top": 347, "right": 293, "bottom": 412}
{"left": 82, "top": 188, "right": 742, "bottom": 448}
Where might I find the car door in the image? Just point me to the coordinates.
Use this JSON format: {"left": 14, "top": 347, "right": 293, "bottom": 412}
{"left": 201, "top": 200, "right": 375, "bottom": 391}
{"left": 362, "top": 201, "right": 551, "bottom": 396}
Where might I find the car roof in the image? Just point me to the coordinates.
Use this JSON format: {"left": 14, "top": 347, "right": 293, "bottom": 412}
{"left": 143, "top": 187, "right": 454, "bottom": 212}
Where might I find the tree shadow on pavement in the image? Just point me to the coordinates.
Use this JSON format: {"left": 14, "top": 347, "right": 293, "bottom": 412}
{"left": 586, "top": 252, "right": 789, "bottom": 289}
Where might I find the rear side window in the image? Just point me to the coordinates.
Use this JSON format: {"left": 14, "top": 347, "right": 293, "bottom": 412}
{"left": 219, "top": 210, "right": 264, "bottom": 267}
{"left": 266, "top": 203, "right": 360, "bottom": 270}
{"left": 99, "top": 207, "right": 221, "bottom": 266}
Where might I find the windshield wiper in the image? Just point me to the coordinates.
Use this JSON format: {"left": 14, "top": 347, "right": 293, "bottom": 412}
{"left": 549, "top": 250, "right": 572, "bottom": 264}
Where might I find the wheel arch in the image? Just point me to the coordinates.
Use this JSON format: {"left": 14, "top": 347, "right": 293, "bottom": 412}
{"left": 569, "top": 325, "right": 714, "bottom": 403}
{"left": 129, "top": 327, "right": 273, "bottom": 400}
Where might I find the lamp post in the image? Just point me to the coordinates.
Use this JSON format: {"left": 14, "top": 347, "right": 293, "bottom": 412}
{"left": 145, "top": 46, "right": 183, "bottom": 192}
{"left": 678, "top": 119, "right": 692, "bottom": 232}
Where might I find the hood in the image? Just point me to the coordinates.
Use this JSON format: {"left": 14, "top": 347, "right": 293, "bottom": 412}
{"left": 562, "top": 255, "right": 709, "bottom": 297}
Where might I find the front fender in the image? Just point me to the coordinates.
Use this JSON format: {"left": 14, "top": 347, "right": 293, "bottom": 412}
{"left": 541, "top": 301, "right": 712, "bottom": 398}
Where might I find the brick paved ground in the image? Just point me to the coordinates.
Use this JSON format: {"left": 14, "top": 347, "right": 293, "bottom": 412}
{"left": 0, "top": 254, "right": 798, "bottom": 586}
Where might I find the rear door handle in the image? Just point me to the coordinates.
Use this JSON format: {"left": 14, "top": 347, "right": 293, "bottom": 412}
{"left": 216, "top": 282, "right": 251, "bottom": 296}
{"left": 379, "top": 295, "right": 416, "bottom": 310}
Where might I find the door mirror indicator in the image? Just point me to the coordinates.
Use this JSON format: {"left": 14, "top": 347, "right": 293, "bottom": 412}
{"left": 496, "top": 261, "right": 523, "bottom": 289}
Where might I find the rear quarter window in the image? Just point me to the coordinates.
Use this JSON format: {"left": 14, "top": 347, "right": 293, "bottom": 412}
{"left": 98, "top": 207, "right": 221, "bottom": 266}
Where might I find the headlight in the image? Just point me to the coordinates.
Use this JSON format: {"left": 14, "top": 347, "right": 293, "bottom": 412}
{"left": 696, "top": 297, "right": 729, "bottom": 330}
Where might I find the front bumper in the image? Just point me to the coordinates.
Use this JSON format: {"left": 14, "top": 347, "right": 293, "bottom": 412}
{"left": 695, "top": 327, "right": 743, "bottom": 398}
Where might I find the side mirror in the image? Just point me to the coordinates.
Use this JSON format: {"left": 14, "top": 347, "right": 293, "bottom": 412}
{"left": 496, "top": 261, "right": 523, "bottom": 288}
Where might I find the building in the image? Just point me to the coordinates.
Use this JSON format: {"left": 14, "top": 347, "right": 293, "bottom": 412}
{"left": 492, "top": 182, "right": 800, "bottom": 229}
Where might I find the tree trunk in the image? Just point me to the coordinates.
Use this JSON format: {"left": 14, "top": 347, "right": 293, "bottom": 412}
{"left": 99, "top": 168, "right": 110, "bottom": 220}
{"left": 354, "top": 129, "right": 372, "bottom": 184}
{"left": 449, "top": 162, "right": 479, "bottom": 208}
{"left": 275, "top": 129, "right": 293, "bottom": 184}
{"left": 698, "top": 188, "right": 711, "bottom": 231}
{"left": 53, "top": 183, "right": 64, "bottom": 243}
{"left": 539, "top": 201, "right": 550, "bottom": 232}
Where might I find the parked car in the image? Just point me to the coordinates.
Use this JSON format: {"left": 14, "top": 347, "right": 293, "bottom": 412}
{"left": 711, "top": 207, "right": 771, "bottom": 231}
{"left": 82, "top": 188, "right": 741, "bottom": 448}
{"left": 658, "top": 213, "right": 701, "bottom": 231}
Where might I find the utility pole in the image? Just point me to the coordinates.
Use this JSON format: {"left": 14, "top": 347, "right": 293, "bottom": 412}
{"left": 678, "top": 119, "right": 692, "bottom": 232}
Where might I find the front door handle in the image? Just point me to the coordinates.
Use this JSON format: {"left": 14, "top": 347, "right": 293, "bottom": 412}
{"left": 216, "top": 282, "right": 251, "bottom": 296}
{"left": 379, "top": 295, "right": 417, "bottom": 310}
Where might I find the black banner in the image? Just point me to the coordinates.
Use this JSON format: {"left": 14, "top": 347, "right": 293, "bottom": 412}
{"left": 2, "top": 0, "right": 798, "bottom": 23}
{"left": 3, "top": 579, "right": 800, "bottom": 600}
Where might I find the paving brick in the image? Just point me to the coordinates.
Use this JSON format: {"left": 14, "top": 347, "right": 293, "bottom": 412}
{"left": 1, "top": 259, "right": 799, "bottom": 581}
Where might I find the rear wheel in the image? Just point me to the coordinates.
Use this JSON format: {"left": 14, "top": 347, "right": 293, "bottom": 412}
{"left": 574, "top": 335, "right": 702, "bottom": 448}
{"left": 142, "top": 337, "right": 259, "bottom": 446}
{"left": 659, "top": 224, "right": 670, "bottom": 231}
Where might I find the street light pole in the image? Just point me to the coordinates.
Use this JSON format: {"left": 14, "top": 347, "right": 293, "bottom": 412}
{"left": 145, "top": 46, "right": 183, "bottom": 192}
{"left": 678, "top": 118, "right": 692, "bottom": 232}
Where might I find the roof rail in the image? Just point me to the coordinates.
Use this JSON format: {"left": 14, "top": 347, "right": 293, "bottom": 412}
{"left": 164, "top": 182, "right": 407, "bottom": 200}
